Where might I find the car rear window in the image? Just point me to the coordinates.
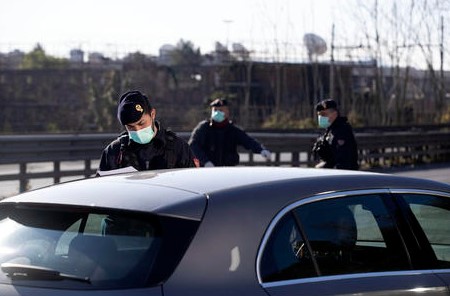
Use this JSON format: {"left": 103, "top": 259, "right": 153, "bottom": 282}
{"left": 0, "top": 203, "right": 199, "bottom": 289}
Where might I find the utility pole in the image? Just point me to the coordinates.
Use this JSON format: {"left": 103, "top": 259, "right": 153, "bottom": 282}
{"left": 440, "top": 15, "right": 444, "bottom": 82}
{"left": 330, "top": 23, "right": 335, "bottom": 99}
{"left": 223, "top": 20, "right": 233, "bottom": 50}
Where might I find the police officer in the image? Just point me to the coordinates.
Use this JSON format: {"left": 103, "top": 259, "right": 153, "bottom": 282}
{"left": 98, "top": 90, "right": 197, "bottom": 173}
{"left": 188, "top": 98, "right": 271, "bottom": 167}
{"left": 312, "top": 99, "right": 359, "bottom": 170}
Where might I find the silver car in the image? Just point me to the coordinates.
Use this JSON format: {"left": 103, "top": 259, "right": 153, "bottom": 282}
{"left": 0, "top": 167, "right": 449, "bottom": 295}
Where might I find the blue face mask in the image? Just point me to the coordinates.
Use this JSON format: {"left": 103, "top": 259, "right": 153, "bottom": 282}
{"left": 318, "top": 115, "right": 331, "bottom": 128}
{"left": 211, "top": 110, "right": 225, "bottom": 123}
{"left": 128, "top": 125, "right": 155, "bottom": 144}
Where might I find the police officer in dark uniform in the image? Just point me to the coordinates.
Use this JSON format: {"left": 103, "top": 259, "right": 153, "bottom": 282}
{"left": 312, "top": 99, "right": 359, "bottom": 170}
{"left": 98, "top": 90, "right": 197, "bottom": 173}
{"left": 188, "top": 98, "right": 271, "bottom": 167}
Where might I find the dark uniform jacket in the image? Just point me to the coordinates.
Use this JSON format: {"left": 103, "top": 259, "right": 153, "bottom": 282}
{"left": 98, "top": 121, "right": 196, "bottom": 172}
{"left": 188, "top": 119, "right": 265, "bottom": 166}
{"left": 313, "top": 116, "right": 359, "bottom": 170}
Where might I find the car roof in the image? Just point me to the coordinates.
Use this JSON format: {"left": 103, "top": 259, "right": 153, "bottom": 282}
{"left": 3, "top": 167, "right": 450, "bottom": 220}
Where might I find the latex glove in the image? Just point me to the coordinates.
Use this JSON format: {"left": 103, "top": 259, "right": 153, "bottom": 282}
{"left": 260, "top": 149, "right": 272, "bottom": 160}
{"left": 204, "top": 161, "right": 215, "bottom": 167}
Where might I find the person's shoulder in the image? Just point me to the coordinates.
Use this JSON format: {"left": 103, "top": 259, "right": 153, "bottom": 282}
{"left": 164, "top": 128, "right": 177, "bottom": 140}
{"left": 197, "top": 119, "right": 210, "bottom": 127}
{"left": 334, "top": 116, "right": 352, "bottom": 127}
{"left": 164, "top": 128, "right": 186, "bottom": 143}
{"left": 333, "top": 117, "right": 355, "bottom": 134}
{"left": 103, "top": 133, "right": 127, "bottom": 152}
{"left": 163, "top": 129, "right": 190, "bottom": 150}
{"left": 228, "top": 121, "right": 246, "bottom": 132}
{"left": 341, "top": 117, "right": 355, "bottom": 130}
{"left": 191, "top": 119, "right": 210, "bottom": 131}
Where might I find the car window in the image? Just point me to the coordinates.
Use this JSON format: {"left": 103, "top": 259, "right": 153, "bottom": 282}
{"left": 260, "top": 193, "right": 410, "bottom": 283}
{"left": 0, "top": 204, "right": 199, "bottom": 289}
{"left": 259, "top": 213, "right": 316, "bottom": 282}
{"left": 401, "top": 194, "right": 450, "bottom": 267}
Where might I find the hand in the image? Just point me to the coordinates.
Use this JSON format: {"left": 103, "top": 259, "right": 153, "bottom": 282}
{"left": 204, "top": 161, "right": 215, "bottom": 167}
{"left": 260, "top": 149, "right": 271, "bottom": 161}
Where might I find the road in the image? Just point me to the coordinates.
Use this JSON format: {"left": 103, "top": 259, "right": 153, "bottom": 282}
{"left": 372, "top": 162, "right": 450, "bottom": 184}
{"left": 1, "top": 162, "right": 449, "bottom": 199}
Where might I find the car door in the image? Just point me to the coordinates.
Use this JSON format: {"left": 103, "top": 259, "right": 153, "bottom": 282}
{"left": 393, "top": 190, "right": 450, "bottom": 291}
{"left": 258, "top": 190, "right": 449, "bottom": 296}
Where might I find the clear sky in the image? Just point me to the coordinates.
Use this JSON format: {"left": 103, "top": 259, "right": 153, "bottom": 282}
{"left": 0, "top": 0, "right": 448, "bottom": 69}
{"left": 0, "top": 0, "right": 341, "bottom": 58}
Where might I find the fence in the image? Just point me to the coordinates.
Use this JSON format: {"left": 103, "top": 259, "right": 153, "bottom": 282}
{"left": 1, "top": 129, "right": 450, "bottom": 194}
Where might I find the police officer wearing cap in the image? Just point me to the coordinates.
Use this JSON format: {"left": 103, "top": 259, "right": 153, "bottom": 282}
{"left": 98, "top": 90, "right": 197, "bottom": 173}
{"left": 188, "top": 98, "right": 271, "bottom": 167}
{"left": 312, "top": 99, "right": 359, "bottom": 170}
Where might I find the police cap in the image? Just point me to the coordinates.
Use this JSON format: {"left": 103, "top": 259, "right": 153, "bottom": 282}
{"left": 210, "top": 98, "right": 228, "bottom": 107}
{"left": 117, "top": 90, "right": 152, "bottom": 125}
{"left": 315, "top": 99, "right": 338, "bottom": 112}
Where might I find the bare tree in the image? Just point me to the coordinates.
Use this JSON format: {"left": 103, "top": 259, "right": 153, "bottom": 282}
{"left": 342, "top": 0, "right": 449, "bottom": 126}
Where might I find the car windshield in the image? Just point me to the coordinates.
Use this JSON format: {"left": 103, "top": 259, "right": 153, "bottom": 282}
{"left": 0, "top": 203, "right": 199, "bottom": 289}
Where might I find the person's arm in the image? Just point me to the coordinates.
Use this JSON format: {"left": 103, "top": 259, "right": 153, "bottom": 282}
{"left": 98, "top": 149, "right": 111, "bottom": 171}
{"left": 234, "top": 127, "right": 264, "bottom": 152}
{"left": 234, "top": 127, "right": 271, "bottom": 156}
{"left": 188, "top": 121, "right": 210, "bottom": 166}
{"left": 177, "top": 139, "right": 199, "bottom": 168}
{"left": 97, "top": 143, "right": 120, "bottom": 174}
{"left": 235, "top": 127, "right": 272, "bottom": 160}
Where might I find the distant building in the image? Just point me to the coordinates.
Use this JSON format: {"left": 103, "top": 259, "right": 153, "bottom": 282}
{"left": 231, "top": 43, "right": 250, "bottom": 61}
{"left": 158, "top": 44, "right": 176, "bottom": 65}
{"left": 0, "top": 50, "right": 25, "bottom": 69}
{"left": 88, "top": 52, "right": 108, "bottom": 64}
{"left": 69, "top": 49, "right": 84, "bottom": 63}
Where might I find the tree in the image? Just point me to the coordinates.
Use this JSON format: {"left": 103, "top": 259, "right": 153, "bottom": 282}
{"left": 20, "top": 43, "right": 68, "bottom": 69}
{"left": 343, "top": 0, "right": 450, "bottom": 126}
{"left": 170, "top": 39, "right": 202, "bottom": 67}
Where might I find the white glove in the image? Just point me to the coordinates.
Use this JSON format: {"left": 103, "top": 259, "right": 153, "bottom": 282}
{"left": 204, "top": 161, "right": 215, "bottom": 167}
{"left": 260, "top": 149, "right": 272, "bottom": 160}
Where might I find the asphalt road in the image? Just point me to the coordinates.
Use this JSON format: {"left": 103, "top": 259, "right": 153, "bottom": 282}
{"left": 1, "top": 162, "right": 449, "bottom": 199}
{"left": 373, "top": 162, "right": 450, "bottom": 184}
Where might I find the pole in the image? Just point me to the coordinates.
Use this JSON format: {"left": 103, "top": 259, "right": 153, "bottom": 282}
{"left": 223, "top": 20, "right": 233, "bottom": 50}
{"left": 440, "top": 15, "right": 444, "bottom": 81}
{"left": 330, "top": 23, "right": 335, "bottom": 99}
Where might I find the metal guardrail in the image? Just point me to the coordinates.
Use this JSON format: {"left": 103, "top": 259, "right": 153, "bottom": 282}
{"left": 1, "top": 130, "right": 450, "bottom": 193}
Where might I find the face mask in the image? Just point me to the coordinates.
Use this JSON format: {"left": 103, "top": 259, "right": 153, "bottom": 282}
{"left": 211, "top": 110, "right": 225, "bottom": 122}
{"left": 318, "top": 115, "right": 331, "bottom": 128}
{"left": 129, "top": 125, "right": 155, "bottom": 144}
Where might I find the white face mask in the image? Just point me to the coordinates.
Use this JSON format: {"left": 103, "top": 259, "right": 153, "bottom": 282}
{"left": 128, "top": 125, "right": 155, "bottom": 144}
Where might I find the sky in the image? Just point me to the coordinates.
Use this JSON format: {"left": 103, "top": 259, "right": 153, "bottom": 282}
{"left": 0, "top": 0, "right": 343, "bottom": 59}
{"left": 0, "top": 0, "right": 449, "bottom": 69}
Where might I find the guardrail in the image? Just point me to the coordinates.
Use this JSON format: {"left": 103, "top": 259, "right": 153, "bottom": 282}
{"left": 1, "top": 129, "right": 449, "bottom": 194}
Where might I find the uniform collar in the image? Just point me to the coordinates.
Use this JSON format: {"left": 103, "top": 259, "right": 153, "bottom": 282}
{"left": 328, "top": 116, "right": 347, "bottom": 129}
{"left": 152, "top": 121, "right": 166, "bottom": 146}
{"left": 209, "top": 119, "right": 231, "bottom": 128}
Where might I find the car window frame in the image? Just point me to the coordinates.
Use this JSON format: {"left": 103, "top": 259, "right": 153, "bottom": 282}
{"left": 256, "top": 188, "right": 450, "bottom": 288}
{"left": 390, "top": 189, "right": 450, "bottom": 270}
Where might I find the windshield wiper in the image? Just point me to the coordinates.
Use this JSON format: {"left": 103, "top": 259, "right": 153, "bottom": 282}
{"left": 1, "top": 263, "right": 91, "bottom": 283}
